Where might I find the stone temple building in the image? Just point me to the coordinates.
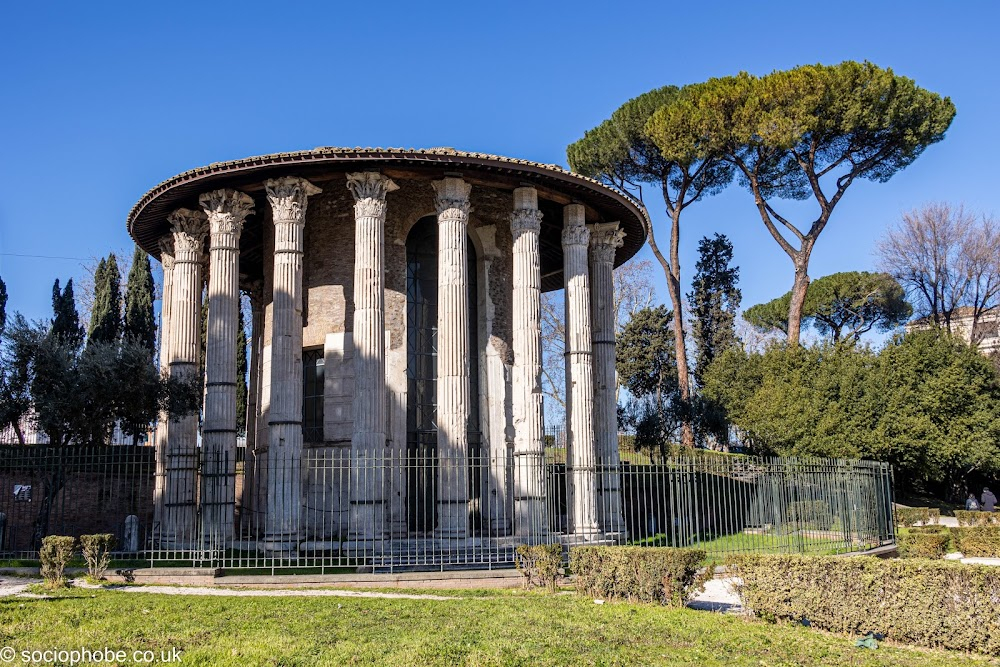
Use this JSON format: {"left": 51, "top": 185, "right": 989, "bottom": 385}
{"left": 127, "top": 147, "right": 648, "bottom": 557}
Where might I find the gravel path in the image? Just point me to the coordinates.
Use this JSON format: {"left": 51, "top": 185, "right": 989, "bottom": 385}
{"left": 0, "top": 573, "right": 743, "bottom": 610}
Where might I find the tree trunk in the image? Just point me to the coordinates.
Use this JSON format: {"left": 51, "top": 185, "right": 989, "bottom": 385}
{"left": 13, "top": 423, "right": 25, "bottom": 446}
{"left": 31, "top": 450, "right": 66, "bottom": 550}
{"left": 786, "top": 244, "right": 814, "bottom": 347}
{"left": 647, "top": 207, "right": 695, "bottom": 448}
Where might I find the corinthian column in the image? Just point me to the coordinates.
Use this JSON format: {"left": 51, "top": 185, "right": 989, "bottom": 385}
{"left": 345, "top": 172, "right": 398, "bottom": 545}
{"left": 563, "top": 204, "right": 600, "bottom": 539}
{"left": 263, "top": 176, "right": 322, "bottom": 554}
{"left": 433, "top": 177, "right": 472, "bottom": 539}
{"left": 199, "top": 189, "right": 254, "bottom": 545}
{"left": 510, "top": 187, "right": 546, "bottom": 539}
{"left": 162, "top": 208, "right": 207, "bottom": 549}
{"left": 589, "top": 222, "right": 626, "bottom": 537}
{"left": 153, "top": 237, "right": 175, "bottom": 533}
{"left": 242, "top": 279, "right": 264, "bottom": 529}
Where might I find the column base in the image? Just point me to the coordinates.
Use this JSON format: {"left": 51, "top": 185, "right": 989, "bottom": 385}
{"left": 435, "top": 500, "right": 470, "bottom": 540}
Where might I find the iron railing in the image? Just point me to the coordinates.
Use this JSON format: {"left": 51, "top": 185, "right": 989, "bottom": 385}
{"left": 0, "top": 444, "right": 895, "bottom": 570}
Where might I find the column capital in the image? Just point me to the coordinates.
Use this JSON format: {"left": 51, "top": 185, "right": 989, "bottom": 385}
{"left": 167, "top": 208, "right": 208, "bottom": 258}
{"left": 588, "top": 222, "right": 625, "bottom": 264}
{"left": 433, "top": 177, "right": 472, "bottom": 218}
{"left": 265, "top": 176, "right": 322, "bottom": 223}
{"left": 158, "top": 236, "right": 176, "bottom": 271}
{"left": 199, "top": 189, "right": 254, "bottom": 237}
{"left": 346, "top": 172, "right": 399, "bottom": 219}
{"left": 511, "top": 209, "right": 543, "bottom": 238}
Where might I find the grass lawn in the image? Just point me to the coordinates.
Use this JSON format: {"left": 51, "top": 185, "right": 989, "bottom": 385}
{"left": 632, "top": 531, "right": 852, "bottom": 560}
{"left": 0, "top": 587, "right": 993, "bottom": 666}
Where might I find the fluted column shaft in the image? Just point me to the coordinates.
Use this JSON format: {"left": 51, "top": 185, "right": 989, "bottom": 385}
{"left": 590, "top": 222, "right": 626, "bottom": 537}
{"left": 153, "top": 239, "right": 175, "bottom": 531}
{"left": 346, "top": 172, "right": 397, "bottom": 543}
{"left": 242, "top": 281, "right": 263, "bottom": 528}
{"left": 510, "top": 187, "right": 546, "bottom": 538}
{"left": 264, "top": 176, "right": 322, "bottom": 553}
{"left": 162, "top": 209, "right": 207, "bottom": 548}
{"left": 200, "top": 189, "right": 253, "bottom": 544}
{"left": 434, "top": 177, "right": 472, "bottom": 539}
{"left": 563, "top": 204, "right": 600, "bottom": 538}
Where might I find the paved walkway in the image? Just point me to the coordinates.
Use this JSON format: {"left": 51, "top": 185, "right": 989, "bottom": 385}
{"left": 0, "top": 574, "right": 744, "bottom": 611}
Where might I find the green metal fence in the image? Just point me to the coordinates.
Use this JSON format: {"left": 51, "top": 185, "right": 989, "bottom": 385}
{"left": 0, "top": 443, "right": 894, "bottom": 570}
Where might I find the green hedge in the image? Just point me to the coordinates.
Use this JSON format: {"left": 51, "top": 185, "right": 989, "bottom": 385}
{"left": 955, "top": 510, "right": 1000, "bottom": 526}
{"left": 514, "top": 544, "right": 563, "bottom": 590}
{"left": 905, "top": 525, "right": 948, "bottom": 534}
{"left": 728, "top": 554, "right": 1000, "bottom": 655}
{"left": 897, "top": 532, "right": 949, "bottom": 559}
{"left": 570, "top": 546, "right": 709, "bottom": 607}
{"left": 893, "top": 507, "right": 930, "bottom": 527}
{"left": 950, "top": 526, "right": 1000, "bottom": 557}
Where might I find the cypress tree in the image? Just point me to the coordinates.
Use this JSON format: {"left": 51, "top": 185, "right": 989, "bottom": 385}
{"left": 688, "top": 234, "right": 741, "bottom": 387}
{"left": 89, "top": 253, "right": 122, "bottom": 345}
{"left": 0, "top": 276, "right": 7, "bottom": 334}
{"left": 124, "top": 245, "right": 156, "bottom": 357}
{"left": 51, "top": 278, "right": 83, "bottom": 349}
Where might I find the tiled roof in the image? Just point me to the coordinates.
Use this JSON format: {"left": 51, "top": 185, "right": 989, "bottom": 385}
{"left": 126, "top": 147, "right": 651, "bottom": 290}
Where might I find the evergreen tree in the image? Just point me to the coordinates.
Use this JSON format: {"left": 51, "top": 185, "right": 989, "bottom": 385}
{"left": 88, "top": 254, "right": 122, "bottom": 345}
{"left": 51, "top": 279, "right": 83, "bottom": 349}
{"left": 124, "top": 245, "right": 156, "bottom": 357}
{"left": 745, "top": 271, "right": 911, "bottom": 344}
{"left": 0, "top": 276, "right": 7, "bottom": 334}
{"left": 616, "top": 305, "right": 681, "bottom": 458}
{"left": 647, "top": 62, "right": 955, "bottom": 345}
{"left": 688, "top": 234, "right": 741, "bottom": 386}
{"left": 236, "top": 300, "right": 248, "bottom": 436}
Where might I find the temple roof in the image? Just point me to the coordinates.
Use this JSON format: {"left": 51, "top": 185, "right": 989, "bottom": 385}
{"left": 127, "top": 147, "right": 650, "bottom": 289}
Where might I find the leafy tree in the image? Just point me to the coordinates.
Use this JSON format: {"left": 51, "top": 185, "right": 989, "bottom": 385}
{"left": 878, "top": 203, "right": 1000, "bottom": 340}
{"left": 648, "top": 61, "right": 956, "bottom": 345}
{"left": 0, "top": 314, "right": 32, "bottom": 444}
{"left": 688, "top": 234, "right": 741, "bottom": 385}
{"left": 124, "top": 245, "right": 156, "bottom": 357}
{"left": 702, "top": 332, "right": 1000, "bottom": 496}
{"left": 616, "top": 305, "right": 681, "bottom": 458}
{"left": 50, "top": 279, "right": 83, "bottom": 349}
{"left": 88, "top": 253, "right": 122, "bottom": 345}
{"left": 569, "top": 86, "right": 733, "bottom": 446}
{"left": 745, "top": 272, "right": 911, "bottom": 343}
{"left": 5, "top": 315, "right": 201, "bottom": 545}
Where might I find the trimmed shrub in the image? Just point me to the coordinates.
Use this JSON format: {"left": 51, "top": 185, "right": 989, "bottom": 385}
{"left": 927, "top": 508, "right": 941, "bottom": 523}
{"left": 80, "top": 533, "right": 116, "bottom": 580}
{"left": 786, "top": 500, "right": 833, "bottom": 530}
{"left": 571, "top": 546, "right": 709, "bottom": 607}
{"left": 728, "top": 554, "right": 1000, "bottom": 655}
{"left": 905, "top": 525, "right": 947, "bottom": 534}
{"left": 39, "top": 536, "right": 76, "bottom": 587}
{"left": 514, "top": 544, "right": 563, "bottom": 591}
{"left": 897, "top": 532, "right": 948, "bottom": 559}
{"left": 955, "top": 510, "right": 1000, "bottom": 527}
{"left": 950, "top": 526, "right": 1000, "bottom": 557}
{"left": 893, "top": 507, "right": 930, "bottom": 527}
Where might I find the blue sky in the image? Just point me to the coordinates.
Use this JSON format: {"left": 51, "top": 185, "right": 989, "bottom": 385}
{"left": 1, "top": 1, "right": 997, "bottom": 327}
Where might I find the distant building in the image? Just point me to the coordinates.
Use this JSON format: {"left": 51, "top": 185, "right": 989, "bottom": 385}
{"left": 905, "top": 306, "right": 1000, "bottom": 355}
